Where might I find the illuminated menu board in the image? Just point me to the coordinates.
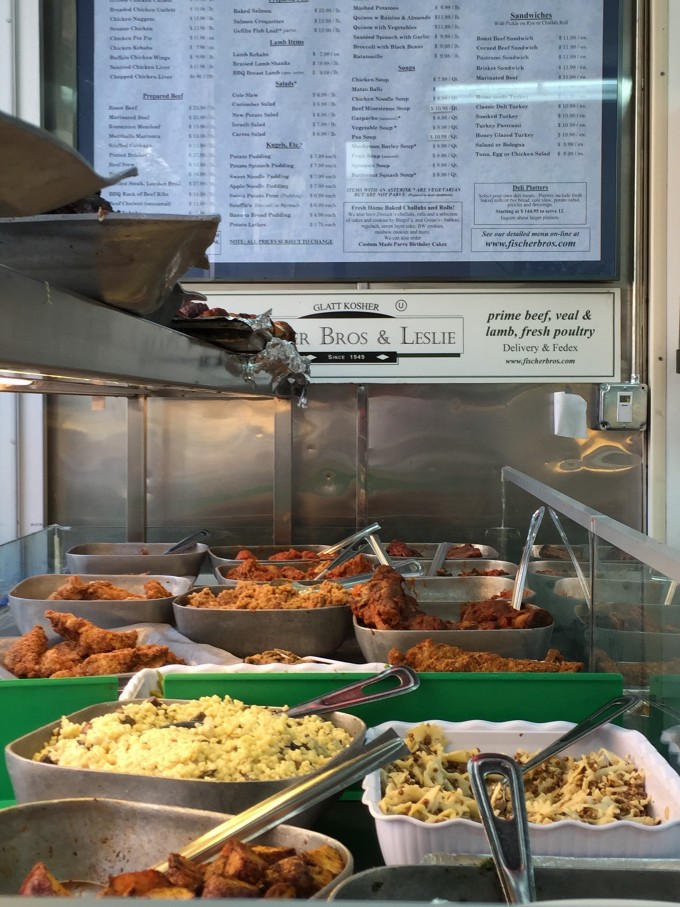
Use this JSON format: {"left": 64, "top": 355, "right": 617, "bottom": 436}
{"left": 77, "top": 0, "right": 623, "bottom": 280}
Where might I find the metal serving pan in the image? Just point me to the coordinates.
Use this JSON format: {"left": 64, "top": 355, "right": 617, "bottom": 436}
{"left": 388, "top": 542, "right": 499, "bottom": 559}
{"left": 6, "top": 700, "right": 366, "bottom": 824}
{"left": 0, "top": 798, "right": 352, "bottom": 898}
{"left": 0, "top": 109, "right": 137, "bottom": 217}
{"left": 8, "top": 573, "right": 192, "bottom": 639}
{"left": 173, "top": 585, "right": 352, "bottom": 657}
{"left": 353, "top": 613, "right": 553, "bottom": 663}
{"left": 66, "top": 541, "right": 208, "bottom": 579}
{"left": 329, "top": 857, "right": 680, "bottom": 903}
{"left": 428, "top": 559, "right": 518, "bottom": 578}
{"left": 353, "top": 575, "right": 550, "bottom": 663}
{"left": 0, "top": 212, "right": 220, "bottom": 315}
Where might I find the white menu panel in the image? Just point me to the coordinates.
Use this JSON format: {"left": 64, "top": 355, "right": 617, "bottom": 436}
{"left": 89, "top": 0, "right": 618, "bottom": 276}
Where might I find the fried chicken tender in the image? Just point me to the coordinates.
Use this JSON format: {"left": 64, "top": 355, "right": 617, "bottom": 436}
{"left": 4, "top": 625, "right": 49, "bottom": 678}
{"left": 50, "top": 645, "right": 186, "bottom": 677}
{"left": 144, "top": 580, "right": 172, "bottom": 599}
{"left": 36, "top": 640, "right": 82, "bottom": 677}
{"left": 46, "top": 575, "right": 140, "bottom": 601}
{"left": 44, "top": 610, "right": 138, "bottom": 654}
{"left": 388, "top": 638, "right": 583, "bottom": 673}
{"left": 47, "top": 575, "right": 169, "bottom": 602}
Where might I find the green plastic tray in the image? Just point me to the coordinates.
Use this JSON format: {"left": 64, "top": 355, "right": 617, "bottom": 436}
{"left": 0, "top": 676, "right": 118, "bottom": 802}
{"left": 164, "top": 672, "right": 623, "bottom": 726}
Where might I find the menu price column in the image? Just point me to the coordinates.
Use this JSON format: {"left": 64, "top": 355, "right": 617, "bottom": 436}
{"left": 187, "top": 3, "right": 217, "bottom": 219}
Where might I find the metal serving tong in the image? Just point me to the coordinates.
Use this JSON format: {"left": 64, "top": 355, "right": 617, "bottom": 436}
{"left": 312, "top": 523, "right": 393, "bottom": 580}
{"left": 514, "top": 692, "right": 639, "bottom": 777}
{"left": 285, "top": 664, "right": 419, "bottom": 718}
{"left": 547, "top": 507, "right": 591, "bottom": 608}
{"left": 510, "top": 507, "right": 545, "bottom": 610}
{"left": 163, "top": 529, "right": 210, "bottom": 555}
{"left": 469, "top": 753, "right": 536, "bottom": 904}
{"left": 161, "top": 665, "right": 419, "bottom": 727}
{"left": 153, "top": 728, "right": 409, "bottom": 872}
{"left": 468, "top": 692, "right": 640, "bottom": 904}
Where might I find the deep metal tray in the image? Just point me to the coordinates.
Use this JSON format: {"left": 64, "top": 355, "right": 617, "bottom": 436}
{"left": 0, "top": 798, "right": 352, "bottom": 898}
{"left": 330, "top": 857, "right": 680, "bottom": 902}
{"left": 0, "top": 213, "right": 219, "bottom": 315}
{"left": 8, "top": 573, "right": 192, "bottom": 638}
{"left": 6, "top": 699, "right": 366, "bottom": 823}
{"left": 173, "top": 586, "right": 352, "bottom": 657}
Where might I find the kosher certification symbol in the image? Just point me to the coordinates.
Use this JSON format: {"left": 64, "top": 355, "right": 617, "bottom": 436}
{"left": 395, "top": 299, "right": 407, "bottom": 312}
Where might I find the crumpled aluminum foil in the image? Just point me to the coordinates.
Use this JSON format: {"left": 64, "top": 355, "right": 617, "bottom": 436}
{"left": 231, "top": 338, "right": 311, "bottom": 405}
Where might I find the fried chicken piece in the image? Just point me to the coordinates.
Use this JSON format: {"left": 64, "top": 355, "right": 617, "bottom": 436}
{"left": 144, "top": 580, "right": 172, "bottom": 599}
{"left": 268, "top": 548, "right": 320, "bottom": 561}
{"left": 388, "top": 638, "right": 583, "bottom": 673}
{"left": 458, "top": 598, "right": 553, "bottom": 630}
{"left": 36, "top": 640, "right": 82, "bottom": 677}
{"left": 18, "top": 861, "right": 72, "bottom": 897}
{"left": 386, "top": 539, "right": 422, "bottom": 557}
{"left": 225, "top": 560, "right": 284, "bottom": 581}
{"left": 4, "top": 625, "right": 49, "bottom": 678}
{"left": 47, "top": 575, "right": 148, "bottom": 602}
{"left": 46, "top": 575, "right": 91, "bottom": 601}
{"left": 277, "top": 565, "right": 309, "bottom": 580}
{"left": 51, "top": 644, "right": 185, "bottom": 677}
{"left": 81, "top": 580, "right": 145, "bottom": 601}
{"left": 132, "top": 644, "right": 186, "bottom": 669}
{"left": 351, "top": 565, "right": 451, "bottom": 630}
{"left": 44, "top": 610, "right": 138, "bottom": 654}
{"left": 325, "top": 552, "right": 375, "bottom": 579}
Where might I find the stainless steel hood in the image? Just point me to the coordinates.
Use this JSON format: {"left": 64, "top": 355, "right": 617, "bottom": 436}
{"left": 0, "top": 265, "right": 295, "bottom": 398}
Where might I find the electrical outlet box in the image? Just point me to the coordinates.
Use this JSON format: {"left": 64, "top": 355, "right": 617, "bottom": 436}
{"left": 598, "top": 383, "right": 648, "bottom": 430}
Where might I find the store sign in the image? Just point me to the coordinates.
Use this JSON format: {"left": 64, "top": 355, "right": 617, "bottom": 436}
{"left": 185, "top": 288, "right": 620, "bottom": 384}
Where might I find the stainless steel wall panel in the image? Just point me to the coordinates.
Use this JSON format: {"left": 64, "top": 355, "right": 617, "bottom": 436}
{"left": 46, "top": 383, "right": 645, "bottom": 544}
{"left": 290, "top": 384, "right": 360, "bottom": 542}
{"left": 145, "top": 397, "right": 276, "bottom": 540}
{"left": 46, "top": 396, "right": 127, "bottom": 527}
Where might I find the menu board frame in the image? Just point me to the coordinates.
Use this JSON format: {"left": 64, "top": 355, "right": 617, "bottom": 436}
{"left": 75, "top": 0, "right": 625, "bottom": 283}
